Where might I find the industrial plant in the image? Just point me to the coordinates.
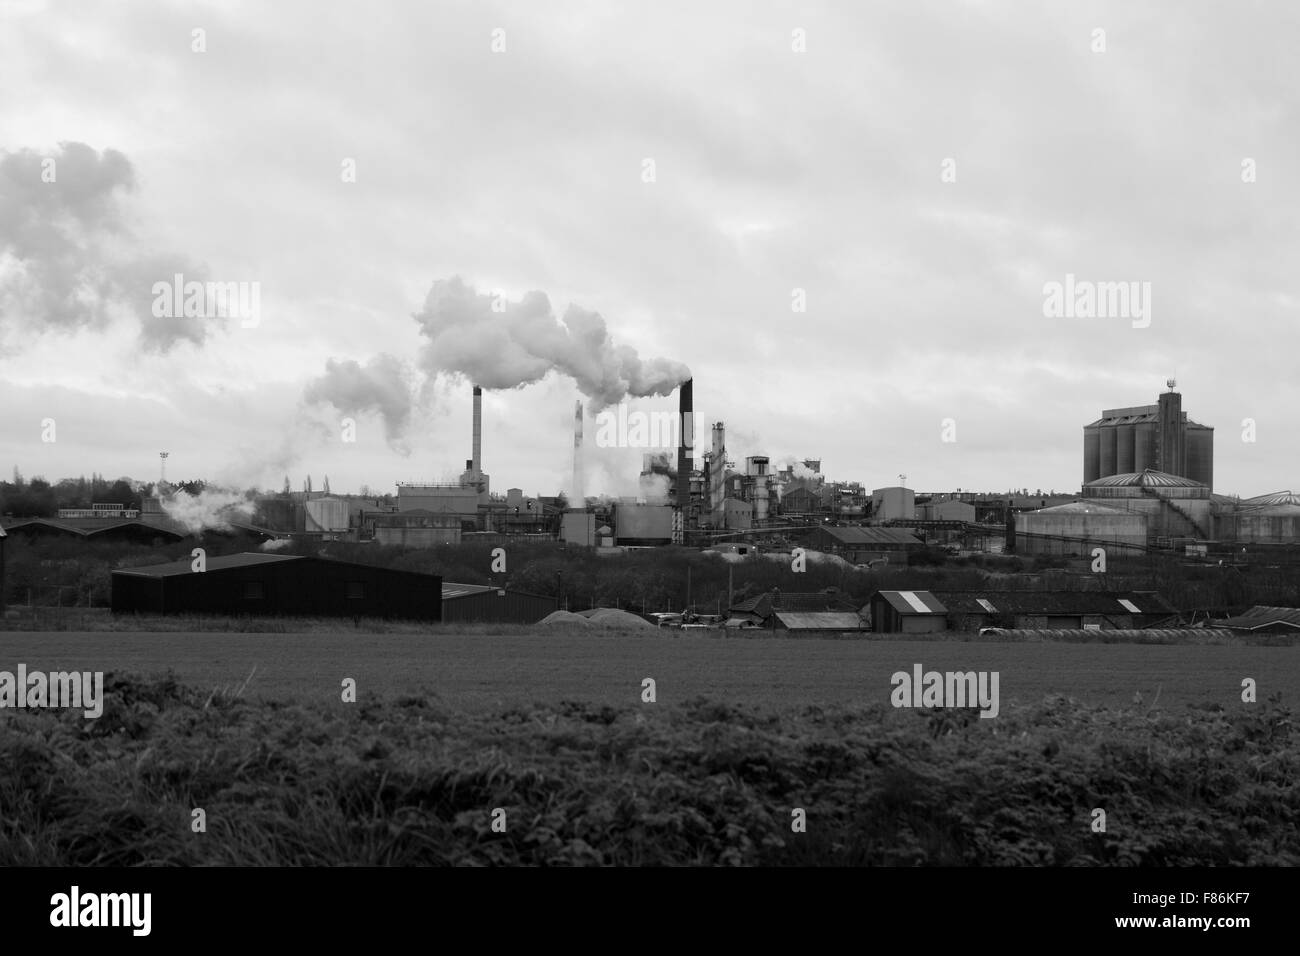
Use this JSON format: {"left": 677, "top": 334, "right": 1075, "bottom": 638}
{"left": 6, "top": 372, "right": 1299, "bottom": 629}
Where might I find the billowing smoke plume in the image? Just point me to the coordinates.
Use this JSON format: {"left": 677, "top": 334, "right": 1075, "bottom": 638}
{"left": 0, "top": 143, "right": 215, "bottom": 354}
{"left": 304, "top": 277, "right": 692, "bottom": 450}
{"left": 302, "top": 354, "right": 415, "bottom": 451}
{"left": 161, "top": 488, "right": 252, "bottom": 533}
{"left": 259, "top": 537, "right": 293, "bottom": 551}
{"left": 641, "top": 451, "right": 676, "bottom": 477}
{"left": 412, "top": 277, "right": 690, "bottom": 410}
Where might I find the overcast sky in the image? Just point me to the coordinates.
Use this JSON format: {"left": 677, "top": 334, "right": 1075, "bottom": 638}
{"left": 2, "top": 0, "right": 1297, "bottom": 501}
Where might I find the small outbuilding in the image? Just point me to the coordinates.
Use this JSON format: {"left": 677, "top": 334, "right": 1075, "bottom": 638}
{"left": 868, "top": 590, "right": 949, "bottom": 633}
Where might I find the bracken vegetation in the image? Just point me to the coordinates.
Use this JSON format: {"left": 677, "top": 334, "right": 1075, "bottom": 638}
{"left": 0, "top": 673, "right": 1294, "bottom": 865}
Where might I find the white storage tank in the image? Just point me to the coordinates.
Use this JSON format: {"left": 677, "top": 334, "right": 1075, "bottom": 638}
{"left": 305, "top": 496, "right": 350, "bottom": 533}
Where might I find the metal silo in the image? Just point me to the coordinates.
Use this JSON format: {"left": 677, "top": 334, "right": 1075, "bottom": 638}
{"left": 1186, "top": 424, "right": 1213, "bottom": 490}
{"left": 1083, "top": 425, "right": 1101, "bottom": 483}
{"left": 1098, "top": 423, "right": 1117, "bottom": 478}
{"left": 1115, "top": 421, "right": 1135, "bottom": 474}
{"left": 1133, "top": 420, "right": 1156, "bottom": 472}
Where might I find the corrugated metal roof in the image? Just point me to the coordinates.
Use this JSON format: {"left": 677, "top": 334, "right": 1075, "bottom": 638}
{"left": 1215, "top": 606, "right": 1300, "bottom": 630}
{"left": 874, "top": 590, "right": 947, "bottom": 614}
{"left": 774, "top": 611, "right": 865, "bottom": 630}
{"left": 728, "top": 590, "right": 854, "bottom": 615}
{"left": 441, "top": 582, "right": 557, "bottom": 602}
{"left": 113, "top": 553, "right": 303, "bottom": 578}
{"left": 934, "top": 590, "right": 1176, "bottom": 616}
{"left": 1241, "top": 491, "right": 1300, "bottom": 506}
{"left": 983, "top": 629, "right": 1235, "bottom": 641}
{"left": 442, "top": 582, "right": 496, "bottom": 599}
{"left": 4, "top": 516, "right": 188, "bottom": 538}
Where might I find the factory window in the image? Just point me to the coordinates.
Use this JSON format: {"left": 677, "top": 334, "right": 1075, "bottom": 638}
{"left": 346, "top": 581, "right": 365, "bottom": 600}
{"left": 242, "top": 581, "right": 265, "bottom": 600}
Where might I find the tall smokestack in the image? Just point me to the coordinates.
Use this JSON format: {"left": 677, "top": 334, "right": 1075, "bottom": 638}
{"left": 472, "top": 385, "right": 482, "bottom": 474}
{"left": 676, "top": 378, "right": 693, "bottom": 507}
{"left": 572, "top": 400, "right": 584, "bottom": 510}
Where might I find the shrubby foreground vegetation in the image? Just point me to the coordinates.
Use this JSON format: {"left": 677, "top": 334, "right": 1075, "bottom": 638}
{"left": 0, "top": 672, "right": 1293, "bottom": 865}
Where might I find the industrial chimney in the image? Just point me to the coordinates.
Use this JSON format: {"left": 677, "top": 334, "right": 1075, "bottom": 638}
{"left": 472, "top": 385, "right": 483, "bottom": 475}
{"left": 676, "top": 378, "right": 693, "bottom": 507}
{"left": 572, "top": 400, "right": 584, "bottom": 510}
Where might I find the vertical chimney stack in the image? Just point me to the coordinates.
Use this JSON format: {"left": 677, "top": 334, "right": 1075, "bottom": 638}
{"left": 472, "top": 385, "right": 483, "bottom": 474}
{"left": 676, "top": 378, "right": 693, "bottom": 507}
{"left": 572, "top": 400, "right": 584, "bottom": 510}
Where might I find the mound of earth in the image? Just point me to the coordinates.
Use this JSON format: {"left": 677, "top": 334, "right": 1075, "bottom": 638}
{"left": 538, "top": 610, "right": 593, "bottom": 626}
{"left": 585, "top": 608, "right": 655, "bottom": 629}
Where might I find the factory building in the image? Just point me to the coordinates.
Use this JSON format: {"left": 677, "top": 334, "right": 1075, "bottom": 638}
{"left": 806, "top": 526, "right": 925, "bottom": 563}
{"left": 779, "top": 486, "right": 821, "bottom": 516}
{"left": 917, "top": 499, "right": 976, "bottom": 523}
{"left": 1084, "top": 384, "right": 1213, "bottom": 489}
{"left": 395, "top": 384, "right": 492, "bottom": 528}
{"left": 871, "top": 486, "right": 916, "bottom": 522}
{"left": 612, "top": 503, "right": 674, "bottom": 545}
{"left": 111, "top": 553, "right": 443, "bottom": 620}
{"left": 366, "top": 510, "right": 462, "bottom": 547}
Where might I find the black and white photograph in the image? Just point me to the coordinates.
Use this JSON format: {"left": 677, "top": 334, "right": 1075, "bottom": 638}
{"left": 0, "top": 0, "right": 1293, "bottom": 935}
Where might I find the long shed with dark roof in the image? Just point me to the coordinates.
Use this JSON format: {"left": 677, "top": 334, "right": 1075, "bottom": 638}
{"left": 111, "top": 552, "right": 442, "bottom": 620}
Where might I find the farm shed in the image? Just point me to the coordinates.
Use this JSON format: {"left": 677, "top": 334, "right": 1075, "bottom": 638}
{"left": 1213, "top": 606, "right": 1300, "bottom": 633}
{"left": 933, "top": 590, "right": 1178, "bottom": 631}
{"left": 111, "top": 552, "right": 442, "bottom": 620}
{"left": 439, "top": 583, "right": 557, "bottom": 624}
{"left": 773, "top": 611, "right": 866, "bottom": 632}
{"left": 980, "top": 628, "right": 1236, "bottom": 643}
{"left": 727, "top": 587, "right": 858, "bottom": 628}
{"left": 868, "top": 590, "right": 948, "bottom": 633}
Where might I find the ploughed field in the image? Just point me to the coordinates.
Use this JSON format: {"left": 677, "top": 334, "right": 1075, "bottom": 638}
{"left": 0, "top": 630, "right": 1293, "bottom": 710}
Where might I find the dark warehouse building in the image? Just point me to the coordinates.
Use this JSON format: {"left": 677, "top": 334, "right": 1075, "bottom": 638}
{"left": 111, "top": 552, "right": 442, "bottom": 620}
{"left": 439, "top": 582, "right": 558, "bottom": 624}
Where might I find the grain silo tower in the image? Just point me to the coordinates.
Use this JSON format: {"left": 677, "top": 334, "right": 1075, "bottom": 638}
{"left": 1083, "top": 380, "right": 1213, "bottom": 490}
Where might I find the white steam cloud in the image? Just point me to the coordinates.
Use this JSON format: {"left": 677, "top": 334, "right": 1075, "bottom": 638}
{"left": 161, "top": 488, "right": 252, "bottom": 533}
{"left": 304, "top": 277, "right": 692, "bottom": 441}
{"left": 0, "top": 142, "right": 217, "bottom": 355}
{"left": 302, "top": 354, "right": 414, "bottom": 452}
{"left": 413, "top": 277, "right": 691, "bottom": 410}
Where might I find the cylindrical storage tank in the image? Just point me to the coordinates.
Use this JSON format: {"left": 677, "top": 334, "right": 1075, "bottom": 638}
{"left": 1115, "top": 423, "right": 1135, "bottom": 474}
{"left": 1186, "top": 427, "right": 1213, "bottom": 490}
{"left": 1133, "top": 422, "right": 1155, "bottom": 472}
{"left": 1083, "top": 427, "right": 1101, "bottom": 483}
{"left": 1098, "top": 425, "right": 1117, "bottom": 478}
{"left": 305, "top": 496, "right": 350, "bottom": 533}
